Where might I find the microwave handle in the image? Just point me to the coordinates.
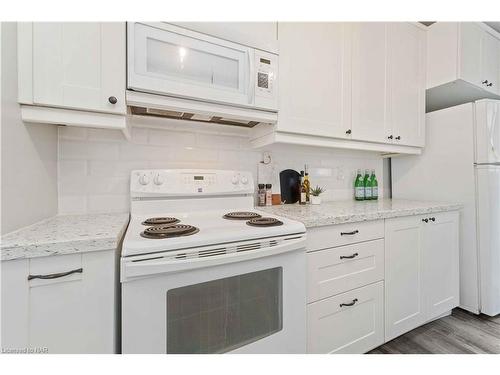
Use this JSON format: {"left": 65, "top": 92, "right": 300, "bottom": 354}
{"left": 247, "top": 50, "right": 255, "bottom": 104}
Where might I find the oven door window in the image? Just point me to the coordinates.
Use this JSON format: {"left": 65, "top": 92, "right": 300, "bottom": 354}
{"left": 166, "top": 267, "right": 283, "bottom": 354}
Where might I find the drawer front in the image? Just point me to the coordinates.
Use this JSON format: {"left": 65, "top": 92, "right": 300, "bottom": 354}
{"left": 307, "top": 220, "right": 384, "bottom": 252}
{"left": 29, "top": 254, "right": 83, "bottom": 287}
{"left": 307, "top": 281, "right": 384, "bottom": 354}
{"left": 307, "top": 239, "right": 384, "bottom": 302}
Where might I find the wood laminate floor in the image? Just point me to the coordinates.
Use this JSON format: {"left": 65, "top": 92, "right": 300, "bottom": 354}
{"left": 369, "top": 308, "right": 500, "bottom": 354}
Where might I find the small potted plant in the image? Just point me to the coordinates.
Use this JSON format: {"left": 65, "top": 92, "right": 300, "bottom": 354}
{"left": 310, "top": 186, "right": 324, "bottom": 205}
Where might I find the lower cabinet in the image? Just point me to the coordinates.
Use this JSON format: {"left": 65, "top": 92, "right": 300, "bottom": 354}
{"left": 307, "top": 281, "right": 384, "bottom": 354}
{"left": 385, "top": 211, "right": 459, "bottom": 341}
{"left": 306, "top": 211, "right": 460, "bottom": 353}
{"left": 1, "top": 250, "right": 117, "bottom": 354}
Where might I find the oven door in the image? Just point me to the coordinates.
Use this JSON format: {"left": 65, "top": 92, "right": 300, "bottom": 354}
{"left": 128, "top": 22, "right": 255, "bottom": 108}
{"left": 121, "top": 237, "right": 306, "bottom": 354}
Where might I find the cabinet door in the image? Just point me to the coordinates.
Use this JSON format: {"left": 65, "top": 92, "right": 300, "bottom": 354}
{"left": 387, "top": 23, "right": 425, "bottom": 147}
{"left": 459, "top": 23, "right": 483, "bottom": 88}
{"left": 385, "top": 215, "right": 425, "bottom": 341}
{"left": 351, "top": 23, "right": 389, "bottom": 143}
{"left": 481, "top": 32, "right": 500, "bottom": 95}
{"left": 422, "top": 211, "right": 460, "bottom": 319}
{"left": 32, "top": 22, "right": 126, "bottom": 114}
{"left": 307, "top": 282, "right": 384, "bottom": 354}
{"left": 277, "top": 22, "right": 351, "bottom": 139}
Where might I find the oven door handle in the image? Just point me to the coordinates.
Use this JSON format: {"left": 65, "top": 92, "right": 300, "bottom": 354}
{"left": 121, "top": 236, "right": 306, "bottom": 281}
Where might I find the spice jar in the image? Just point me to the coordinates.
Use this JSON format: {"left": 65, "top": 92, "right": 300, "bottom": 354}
{"left": 258, "top": 184, "right": 266, "bottom": 206}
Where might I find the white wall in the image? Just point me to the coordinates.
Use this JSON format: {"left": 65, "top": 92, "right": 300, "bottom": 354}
{"left": 1, "top": 22, "right": 58, "bottom": 234}
{"left": 58, "top": 117, "right": 384, "bottom": 214}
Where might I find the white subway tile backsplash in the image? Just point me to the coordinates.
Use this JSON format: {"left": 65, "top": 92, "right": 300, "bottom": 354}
{"left": 88, "top": 161, "right": 146, "bottom": 177}
{"left": 58, "top": 160, "right": 87, "bottom": 179}
{"left": 87, "top": 194, "right": 129, "bottom": 214}
{"left": 58, "top": 123, "right": 385, "bottom": 214}
{"left": 87, "top": 128, "right": 127, "bottom": 142}
{"left": 148, "top": 129, "right": 196, "bottom": 147}
{"left": 58, "top": 195, "right": 87, "bottom": 215}
{"left": 58, "top": 126, "right": 88, "bottom": 141}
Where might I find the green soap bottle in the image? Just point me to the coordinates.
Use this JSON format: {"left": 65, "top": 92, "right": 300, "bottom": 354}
{"left": 363, "top": 169, "right": 372, "bottom": 200}
{"left": 370, "top": 169, "right": 378, "bottom": 200}
{"left": 354, "top": 169, "right": 365, "bottom": 201}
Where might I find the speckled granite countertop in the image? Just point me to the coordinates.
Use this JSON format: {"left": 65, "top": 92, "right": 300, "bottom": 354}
{"left": 1, "top": 213, "right": 130, "bottom": 261}
{"left": 257, "top": 199, "right": 462, "bottom": 228}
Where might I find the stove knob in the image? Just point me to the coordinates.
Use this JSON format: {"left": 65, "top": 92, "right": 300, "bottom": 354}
{"left": 153, "top": 174, "right": 164, "bottom": 186}
{"left": 139, "top": 174, "right": 150, "bottom": 186}
{"left": 241, "top": 176, "right": 249, "bottom": 185}
{"left": 231, "top": 175, "right": 239, "bottom": 185}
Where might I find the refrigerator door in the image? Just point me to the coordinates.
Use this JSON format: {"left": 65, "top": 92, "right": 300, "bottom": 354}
{"left": 475, "top": 100, "right": 500, "bottom": 164}
{"left": 476, "top": 165, "right": 500, "bottom": 316}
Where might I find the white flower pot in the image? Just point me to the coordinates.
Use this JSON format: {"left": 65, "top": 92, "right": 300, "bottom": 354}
{"left": 311, "top": 196, "right": 322, "bottom": 205}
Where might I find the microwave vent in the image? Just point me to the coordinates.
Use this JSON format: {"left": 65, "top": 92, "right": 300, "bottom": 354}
{"left": 130, "top": 106, "right": 261, "bottom": 128}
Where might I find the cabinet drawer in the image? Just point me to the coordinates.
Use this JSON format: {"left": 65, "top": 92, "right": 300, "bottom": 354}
{"left": 307, "top": 281, "right": 384, "bottom": 354}
{"left": 29, "top": 254, "right": 83, "bottom": 287}
{"left": 307, "top": 220, "right": 384, "bottom": 252}
{"left": 307, "top": 239, "right": 384, "bottom": 302}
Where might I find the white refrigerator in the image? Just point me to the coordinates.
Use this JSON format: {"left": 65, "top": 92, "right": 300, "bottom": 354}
{"left": 392, "top": 99, "right": 500, "bottom": 316}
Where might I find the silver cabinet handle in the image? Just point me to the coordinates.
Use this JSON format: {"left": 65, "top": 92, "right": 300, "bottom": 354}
{"left": 28, "top": 268, "right": 83, "bottom": 281}
{"left": 340, "top": 230, "right": 359, "bottom": 236}
{"left": 340, "top": 298, "right": 358, "bottom": 307}
{"left": 108, "top": 96, "right": 117, "bottom": 104}
{"left": 340, "top": 252, "right": 359, "bottom": 260}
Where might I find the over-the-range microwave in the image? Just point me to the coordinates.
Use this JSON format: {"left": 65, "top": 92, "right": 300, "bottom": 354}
{"left": 127, "top": 22, "right": 278, "bottom": 124}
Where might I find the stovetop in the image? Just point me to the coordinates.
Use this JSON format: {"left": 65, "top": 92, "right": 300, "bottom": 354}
{"left": 122, "top": 208, "right": 306, "bottom": 257}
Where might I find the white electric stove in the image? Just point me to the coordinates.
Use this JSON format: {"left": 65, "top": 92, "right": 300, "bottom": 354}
{"left": 121, "top": 169, "right": 307, "bottom": 354}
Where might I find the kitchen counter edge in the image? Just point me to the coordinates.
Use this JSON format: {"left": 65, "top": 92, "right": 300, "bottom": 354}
{"left": 1, "top": 213, "right": 130, "bottom": 261}
{"left": 257, "top": 199, "right": 463, "bottom": 228}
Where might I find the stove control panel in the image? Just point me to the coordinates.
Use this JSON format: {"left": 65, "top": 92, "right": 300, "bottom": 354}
{"left": 131, "top": 169, "right": 255, "bottom": 197}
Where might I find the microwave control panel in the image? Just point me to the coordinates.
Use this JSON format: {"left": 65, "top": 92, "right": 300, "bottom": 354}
{"left": 254, "top": 51, "right": 278, "bottom": 110}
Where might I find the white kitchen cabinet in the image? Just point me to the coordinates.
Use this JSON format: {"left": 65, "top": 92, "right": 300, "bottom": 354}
{"left": 480, "top": 32, "right": 500, "bottom": 95}
{"left": 307, "top": 281, "right": 384, "bottom": 354}
{"left": 350, "top": 22, "right": 426, "bottom": 148}
{"left": 252, "top": 22, "right": 426, "bottom": 155}
{"left": 307, "top": 239, "right": 384, "bottom": 303}
{"left": 426, "top": 22, "right": 500, "bottom": 112}
{"left": 17, "top": 22, "right": 128, "bottom": 135}
{"left": 387, "top": 23, "right": 426, "bottom": 147}
{"left": 422, "top": 212, "right": 460, "bottom": 318}
{"left": 385, "top": 212, "right": 459, "bottom": 341}
{"left": 277, "top": 22, "right": 351, "bottom": 139}
{"left": 170, "top": 22, "right": 278, "bottom": 53}
{"left": 351, "top": 23, "right": 389, "bottom": 144}
{"left": 1, "top": 251, "right": 117, "bottom": 354}
{"left": 460, "top": 23, "right": 500, "bottom": 96}
{"left": 384, "top": 215, "right": 425, "bottom": 341}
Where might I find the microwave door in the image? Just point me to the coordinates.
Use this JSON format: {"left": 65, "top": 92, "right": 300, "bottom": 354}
{"left": 128, "top": 22, "right": 254, "bottom": 108}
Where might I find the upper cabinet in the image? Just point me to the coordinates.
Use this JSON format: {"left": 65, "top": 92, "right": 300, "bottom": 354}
{"left": 252, "top": 22, "right": 427, "bottom": 154}
{"left": 277, "top": 23, "right": 351, "bottom": 140}
{"left": 17, "top": 22, "right": 128, "bottom": 135}
{"left": 426, "top": 22, "right": 500, "bottom": 112}
{"left": 170, "top": 22, "right": 278, "bottom": 53}
{"left": 350, "top": 23, "right": 388, "bottom": 144}
{"left": 386, "top": 23, "right": 426, "bottom": 147}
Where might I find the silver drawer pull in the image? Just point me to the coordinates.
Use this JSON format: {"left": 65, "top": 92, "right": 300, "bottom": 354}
{"left": 340, "top": 230, "right": 359, "bottom": 236}
{"left": 28, "top": 268, "right": 83, "bottom": 281}
{"left": 340, "top": 252, "right": 359, "bottom": 260}
{"left": 340, "top": 298, "right": 358, "bottom": 308}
